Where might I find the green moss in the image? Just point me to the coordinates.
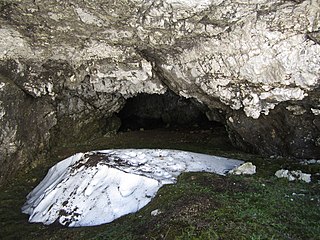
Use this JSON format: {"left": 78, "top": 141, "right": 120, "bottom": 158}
{"left": 1, "top": 129, "right": 319, "bottom": 240}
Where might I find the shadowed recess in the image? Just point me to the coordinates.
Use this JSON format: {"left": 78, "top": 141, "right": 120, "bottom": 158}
{"left": 117, "top": 90, "right": 222, "bottom": 131}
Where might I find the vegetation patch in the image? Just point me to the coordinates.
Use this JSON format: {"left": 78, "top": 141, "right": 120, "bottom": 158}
{"left": 0, "top": 130, "right": 319, "bottom": 239}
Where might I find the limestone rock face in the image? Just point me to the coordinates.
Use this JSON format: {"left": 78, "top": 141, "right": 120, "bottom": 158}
{"left": 0, "top": 0, "right": 320, "bottom": 183}
{"left": 0, "top": 75, "right": 56, "bottom": 183}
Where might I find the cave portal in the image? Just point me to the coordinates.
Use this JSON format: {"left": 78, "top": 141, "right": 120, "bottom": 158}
{"left": 117, "top": 90, "right": 223, "bottom": 131}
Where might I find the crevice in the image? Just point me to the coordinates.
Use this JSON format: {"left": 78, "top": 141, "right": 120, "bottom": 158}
{"left": 306, "top": 30, "right": 320, "bottom": 45}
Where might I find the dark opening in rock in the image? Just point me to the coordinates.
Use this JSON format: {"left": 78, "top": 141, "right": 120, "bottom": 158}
{"left": 117, "top": 90, "right": 222, "bottom": 131}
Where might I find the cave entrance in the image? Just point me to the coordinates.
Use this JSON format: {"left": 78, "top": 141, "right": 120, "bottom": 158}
{"left": 117, "top": 90, "right": 224, "bottom": 132}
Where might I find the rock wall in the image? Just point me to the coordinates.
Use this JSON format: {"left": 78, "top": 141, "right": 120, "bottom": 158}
{"left": 0, "top": 74, "right": 55, "bottom": 183}
{"left": 0, "top": 0, "right": 319, "bottom": 183}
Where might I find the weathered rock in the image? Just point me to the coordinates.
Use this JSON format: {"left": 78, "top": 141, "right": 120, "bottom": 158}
{"left": 0, "top": 74, "right": 56, "bottom": 183}
{"left": 229, "top": 162, "right": 256, "bottom": 175}
{"left": 226, "top": 100, "right": 320, "bottom": 158}
{"left": 275, "top": 169, "right": 311, "bottom": 183}
{"left": 0, "top": 0, "right": 320, "bottom": 183}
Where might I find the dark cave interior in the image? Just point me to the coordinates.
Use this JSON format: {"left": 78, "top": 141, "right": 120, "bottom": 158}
{"left": 117, "top": 90, "right": 224, "bottom": 132}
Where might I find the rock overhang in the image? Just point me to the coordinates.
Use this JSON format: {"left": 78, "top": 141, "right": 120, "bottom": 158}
{"left": 0, "top": 0, "right": 320, "bottom": 184}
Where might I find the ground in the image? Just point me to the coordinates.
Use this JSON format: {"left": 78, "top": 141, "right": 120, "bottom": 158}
{"left": 0, "top": 127, "right": 319, "bottom": 239}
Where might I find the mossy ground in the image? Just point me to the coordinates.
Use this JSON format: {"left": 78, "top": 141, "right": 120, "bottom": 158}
{"left": 0, "top": 128, "right": 319, "bottom": 240}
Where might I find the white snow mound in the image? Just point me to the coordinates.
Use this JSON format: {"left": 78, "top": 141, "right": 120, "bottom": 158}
{"left": 22, "top": 149, "right": 243, "bottom": 227}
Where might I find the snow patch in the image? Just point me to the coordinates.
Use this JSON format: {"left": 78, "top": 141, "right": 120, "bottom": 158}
{"left": 22, "top": 149, "right": 243, "bottom": 227}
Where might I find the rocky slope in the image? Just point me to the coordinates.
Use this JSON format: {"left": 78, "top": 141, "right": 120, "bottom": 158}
{"left": 0, "top": 0, "right": 319, "bottom": 184}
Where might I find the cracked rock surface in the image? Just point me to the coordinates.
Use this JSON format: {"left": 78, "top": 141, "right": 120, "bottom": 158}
{"left": 0, "top": 0, "right": 320, "bottom": 183}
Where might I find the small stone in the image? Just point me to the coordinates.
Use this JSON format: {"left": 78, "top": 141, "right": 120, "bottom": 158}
{"left": 151, "top": 209, "right": 162, "bottom": 216}
{"left": 297, "top": 173, "right": 311, "bottom": 183}
{"left": 300, "top": 159, "right": 319, "bottom": 165}
{"left": 275, "top": 169, "right": 288, "bottom": 178}
{"left": 229, "top": 162, "right": 256, "bottom": 175}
